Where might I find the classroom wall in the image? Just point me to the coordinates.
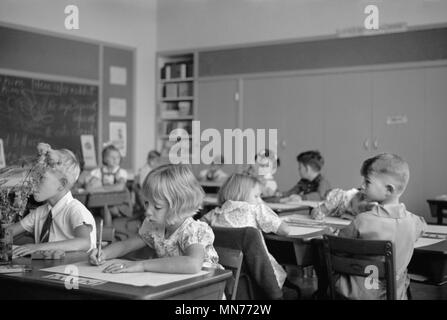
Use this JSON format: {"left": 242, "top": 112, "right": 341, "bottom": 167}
{"left": 0, "top": 0, "right": 157, "bottom": 171}
{"left": 157, "top": 0, "right": 447, "bottom": 51}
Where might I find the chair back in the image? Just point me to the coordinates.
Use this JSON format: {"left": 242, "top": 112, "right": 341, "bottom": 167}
{"left": 323, "top": 235, "right": 396, "bottom": 300}
{"left": 215, "top": 246, "right": 243, "bottom": 300}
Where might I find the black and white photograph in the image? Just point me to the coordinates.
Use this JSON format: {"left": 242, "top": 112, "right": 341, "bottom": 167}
{"left": 1, "top": 0, "right": 447, "bottom": 308}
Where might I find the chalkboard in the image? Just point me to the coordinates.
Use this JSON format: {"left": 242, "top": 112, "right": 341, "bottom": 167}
{"left": 0, "top": 74, "right": 98, "bottom": 166}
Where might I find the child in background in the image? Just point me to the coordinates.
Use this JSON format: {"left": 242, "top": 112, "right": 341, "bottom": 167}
{"left": 310, "top": 188, "right": 373, "bottom": 221}
{"left": 133, "top": 150, "right": 161, "bottom": 212}
{"left": 280, "top": 150, "right": 331, "bottom": 202}
{"left": 254, "top": 149, "right": 280, "bottom": 197}
{"left": 198, "top": 155, "right": 228, "bottom": 182}
{"left": 201, "top": 173, "right": 291, "bottom": 288}
{"left": 335, "top": 153, "right": 426, "bottom": 300}
{"left": 86, "top": 145, "right": 132, "bottom": 227}
{"left": 135, "top": 150, "right": 162, "bottom": 189}
{"left": 10, "top": 143, "right": 96, "bottom": 257}
{"left": 89, "top": 164, "right": 221, "bottom": 274}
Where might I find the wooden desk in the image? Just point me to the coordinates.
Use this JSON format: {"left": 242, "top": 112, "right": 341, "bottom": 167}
{"left": 409, "top": 224, "right": 447, "bottom": 285}
{"left": 427, "top": 199, "right": 447, "bottom": 225}
{"left": 0, "top": 252, "right": 231, "bottom": 300}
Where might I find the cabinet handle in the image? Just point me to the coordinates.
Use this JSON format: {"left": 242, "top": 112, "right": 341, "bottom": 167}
{"left": 363, "top": 139, "right": 370, "bottom": 151}
{"left": 373, "top": 138, "right": 379, "bottom": 150}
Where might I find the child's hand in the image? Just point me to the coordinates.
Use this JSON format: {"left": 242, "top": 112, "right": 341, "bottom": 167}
{"left": 14, "top": 244, "right": 41, "bottom": 257}
{"left": 102, "top": 261, "right": 144, "bottom": 273}
{"left": 89, "top": 248, "right": 106, "bottom": 266}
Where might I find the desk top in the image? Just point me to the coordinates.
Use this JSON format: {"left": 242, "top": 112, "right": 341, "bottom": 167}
{"left": 0, "top": 252, "right": 230, "bottom": 300}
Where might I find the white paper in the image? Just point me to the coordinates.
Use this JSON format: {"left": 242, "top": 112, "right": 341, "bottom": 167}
{"left": 0, "top": 138, "right": 5, "bottom": 168}
{"left": 414, "top": 238, "right": 445, "bottom": 248}
{"left": 110, "top": 66, "right": 127, "bottom": 85}
{"left": 425, "top": 225, "right": 447, "bottom": 235}
{"left": 282, "top": 213, "right": 351, "bottom": 227}
{"left": 288, "top": 226, "right": 324, "bottom": 237}
{"left": 109, "top": 122, "right": 127, "bottom": 157}
{"left": 109, "top": 98, "right": 127, "bottom": 117}
{"left": 41, "top": 259, "right": 209, "bottom": 287}
{"left": 80, "top": 135, "right": 98, "bottom": 169}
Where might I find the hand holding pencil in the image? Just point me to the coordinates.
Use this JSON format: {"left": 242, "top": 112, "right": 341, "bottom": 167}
{"left": 89, "top": 219, "right": 106, "bottom": 266}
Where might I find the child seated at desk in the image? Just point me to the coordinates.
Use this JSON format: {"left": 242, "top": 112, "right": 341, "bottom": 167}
{"left": 86, "top": 144, "right": 132, "bottom": 227}
{"left": 133, "top": 150, "right": 161, "bottom": 213}
{"left": 201, "top": 173, "right": 291, "bottom": 288}
{"left": 10, "top": 143, "right": 97, "bottom": 257}
{"left": 243, "top": 149, "right": 280, "bottom": 198}
{"left": 198, "top": 154, "right": 228, "bottom": 182}
{"left": 334, "top": 153, "right": 426, "bottom": 300}
{"left": 310, "top": 187, "right": 373, "bottom": 221}
{"left": 279, "top": 150, "right": 331, "bottom": 202}
{"left": 89, "top": 164, "right": 222, "bottom": 274}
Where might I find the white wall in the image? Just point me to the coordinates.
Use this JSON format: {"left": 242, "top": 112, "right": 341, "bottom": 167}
{"left": 0, "top": 0, "right": 157, "bottom": 171}
{"left": 157, "top": 0, "right": 447, "bottom": 51}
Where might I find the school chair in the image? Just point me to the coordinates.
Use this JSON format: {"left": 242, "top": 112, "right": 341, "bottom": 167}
{"left": 322, "top": 235, "right": 397, "bottom": 300}
{"left": 215, "top": 246, "right": 243, "bottom": 300}
{"left": 212, "top": 226, "right": 283, "bottom": 300}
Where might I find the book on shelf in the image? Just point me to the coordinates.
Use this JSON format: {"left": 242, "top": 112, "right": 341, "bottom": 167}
{"left": 178, "top": 101, "right": 192, "bottom": 116}
{"left": 178, "top": 82, "right": 193, "bottom": 97}
{"left": 163, "top": 83, "right": 178, "bottom": 98}
{"left": 161, "top": 110, "right": 180, "bottom": 118}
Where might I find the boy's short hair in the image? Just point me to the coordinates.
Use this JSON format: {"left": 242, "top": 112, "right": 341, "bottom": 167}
{"left": 297, "top": 150, "right": 324, "bottom": 171}
{"left": 47, "top": 149, "right": 80, "bottom": 189}
{"left": 218, "top": 173, "right": 261, "bottom": 205}
{"left": 102, "top": 144, "right": 121, "bottom": 165}
{"left": 360, "top": 153, "right": 410, "bottom": 193}
{"left": 147, "top": 150, "right": 161, "bottom": 161}
{"left": 142, "top": 164, "right": 204, "bottom": 224}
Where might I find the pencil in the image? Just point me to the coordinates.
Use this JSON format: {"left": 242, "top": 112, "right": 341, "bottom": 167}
{"left": 98, "top": 219, "right": 103, "bottom": 260}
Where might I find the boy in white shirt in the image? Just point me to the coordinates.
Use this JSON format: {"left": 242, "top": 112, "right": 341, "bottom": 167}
{"left": 9, "top": 144, "right": 96, "bottom": 257}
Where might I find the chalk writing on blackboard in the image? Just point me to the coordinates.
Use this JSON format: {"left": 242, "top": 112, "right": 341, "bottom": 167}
{"left": 0, "top": 74, "right": 98, "bottom": 166}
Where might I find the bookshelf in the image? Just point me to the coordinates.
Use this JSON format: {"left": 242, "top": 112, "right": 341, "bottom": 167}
{"left": 156, "top": 52, "right": 196, "bottom": 160}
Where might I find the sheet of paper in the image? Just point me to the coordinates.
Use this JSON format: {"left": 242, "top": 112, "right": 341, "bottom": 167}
{"left": 414, "top": 238, "right": 445, "bottom": 248}
{"left": 109, "top": 98, "right": 127, "bottom": 117}
{"left": 41, "top": 259, "right": 209, "bottom": 287}
{"left": 282, "top": 213, "right": 351, "bottom": 226}
{"left": 80, "top": 135, "right": 98, "bottom": 168}
{"left": 266, "top": 202, "right": 308, "bottom": 211}
{"left": 425, "top": 224, "right": 447, "bottom": 235}
{"left": 109, "top": 122, "right": 127, "bottom": 157}
{"left": 288, "top": 226, "right": 324, "bottom": 237}
{"left": 110, "top": 66, "right": 127, "bottom": 85}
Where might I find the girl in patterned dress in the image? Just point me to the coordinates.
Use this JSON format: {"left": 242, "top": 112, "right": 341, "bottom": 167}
{"left": 201, "top": 173, "right": 291, "bottom": 288}
{"left": 89, "top": 164, "right": 221, "bottom": 274}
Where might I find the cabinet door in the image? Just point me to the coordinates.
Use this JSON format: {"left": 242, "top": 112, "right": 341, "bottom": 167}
{"left": 324, "top": 72, "right": 372, "bottom": 190}
{"left": 372, "top": 69, "right": 426, "bottom": 217}
{"left": 423, "top": 66, "right": 447, "bottom": 221}
{"left": 243, "top": 75, "right": 325, "bottom": 191}
{"left": 195, "top": 79, "right": 239, "bottom": 176}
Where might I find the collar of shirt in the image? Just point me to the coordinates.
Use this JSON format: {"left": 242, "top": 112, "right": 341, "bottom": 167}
{"left": 47, "top": 191, "right": 74, "bottom": 218}
{"left": 102, "top": 166, "right": 120, "bottom": 174}
{"left": 370, "top": 202, "right": 407, "bottom": 219}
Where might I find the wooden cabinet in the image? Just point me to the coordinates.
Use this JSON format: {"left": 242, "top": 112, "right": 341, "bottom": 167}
{"left": 242, "top": 75, "right": 325, "bottom": 190}
{"left": 194, "top": 78, "right": 240, "bottom": 175}
{"left": 323, "top": 72, "right": 371, "bottom": 190}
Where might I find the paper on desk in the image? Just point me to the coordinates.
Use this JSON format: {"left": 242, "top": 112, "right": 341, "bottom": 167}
{"left": 266, "top": 202, "right": 313, "bottom": 211}
{"left": 282, "top": 213, "right": 351, "bottom": 227}
{"left": 288, "top": 226, "right": 325, "bottom": 237}
{"left": 425, "top": 224, "right": 447, "bottom": 235}
{"left": 41, "top": 259, "right": 209, "bottom": 287}
{"left": 414, "top": 238, "right": 445, "bottom": 248}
